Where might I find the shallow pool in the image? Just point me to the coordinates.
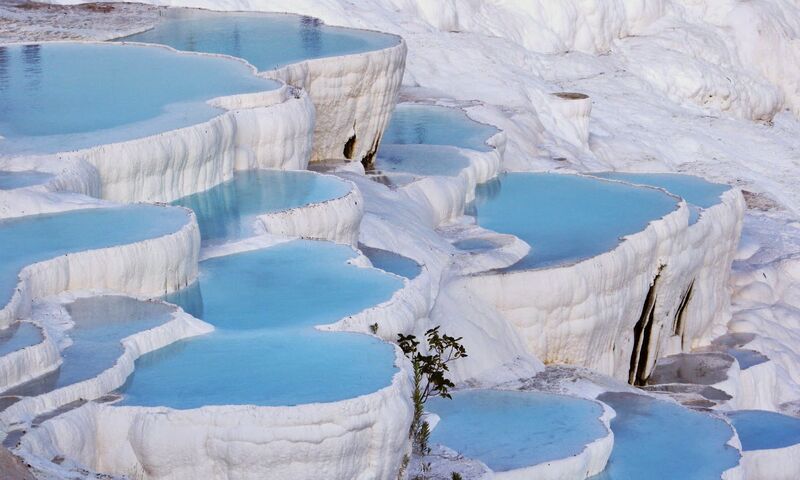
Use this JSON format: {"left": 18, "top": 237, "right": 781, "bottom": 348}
{"left": 173, "top": 170, "right": 350, "bottom": 244}
{"left": 4, "top": 296, "right": 173, "bottom": 397}
{"left": 0, "top": 322, "right": 42, "bottom": 358}
{"left": 427, "top": 390, "right": 607, "bottom": 472}
{"left": 726, "top": 348, "right": 769, "bottom": 370}
{"left": 119, "top": 9, "right": 397, "bottom": 71}
{"left": 381, "top": 104, "right": 497, "bottom": 152}
{"left": 470, "top": 173, "right": 679, "bottom": 270}
{"left": 0, "top": 171, "right": 52, "bottom": 190}
{"left": 119, "top": 240, "right": 402, "bottom": 408}
{"left": 591, "top": 172, "right": 729, "bottom": 224}
{"left": 592, "top": 392, "right": 740, "bottom": 479}
{"left": 0, "top": 43, "right": 277, "bottom": 155}
{"left": 374, "top": 144, "right": 472, "bottom": 179}
{"left": 0, "top": 205, "right": 190, "bottom": 308}
{"left": 728, "top": 410, "right": 800, "bottom": 451}
{"left": 361, "top": 246, "right": 421, "bottom": 279}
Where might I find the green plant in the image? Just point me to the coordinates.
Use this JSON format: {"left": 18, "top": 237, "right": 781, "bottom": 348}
{"left": 370, "top": 322, "right": 379, "bottom": 334}
{"left": 451, "top": 473, "right": 463, "bottom": 480}
{"left": 398, "top": 326, "right": 467, "bottom": 455}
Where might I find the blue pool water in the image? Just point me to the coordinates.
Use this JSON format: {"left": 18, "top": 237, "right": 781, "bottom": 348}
{"left": 592, "top": 392, "right": 740, "bottom": 480}
{"left": 173, "top": 170, "right": 350, "bottom": 244}
{"left": 361, "top": 246, "right": 421, "bottom": 279}
{"left": 382, "top": 104, "right": 498, "bottom": 152}
{"left": 0, "top": 322, "right": 42, "bottom": 357}
{"left": 428, "top": 390, "right": 607, "bottom": 472}
{"left": 374, "top": 144, "right": 472, "bottom": 178}
{"left": 453, "top": 238, "right": 497, "bottom": 251}
{"left": 727, "top": 348, "right": 769, "bottom": 370}
{"left": 119, "top": 10, "right": 397, "bottom": 71}
{"left": 728, "top": 410, "right": 800, "bottom": 451}
{"left": 591, "top": 172, "right": 729, "bottom": 224}
{"left": 0, "top": 205, "right": 190, "bottom": 308}
{"left": 0, "top": 43, "right": 277, "bottom": 154}
{"left": 4, "top": 296, "right": 173, "bottom": 398}
{"left": 119, "top": 241, "right": 402, "bottom": 408}
{"left": 0, "top": 171, "right": 52, "bottom": 190}
{"left": 471, "top": 173, "right": 679, "bottom": 270}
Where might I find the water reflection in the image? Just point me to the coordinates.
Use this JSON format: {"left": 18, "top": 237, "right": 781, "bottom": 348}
{"left": 299, "top": 16, "right": 322, "bottom": 57}
{"left": 22, "top": 44, "right": 42, "bottom": 90}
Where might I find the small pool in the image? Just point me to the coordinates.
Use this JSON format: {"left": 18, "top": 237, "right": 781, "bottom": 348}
{"left": 591, "top": 392, "right": 740, "bottom": 479}
{"left": 361, "top": 246, "right": 421, "bottom": 279}
{"left": 453, "top": 238, "right": 497, "bottom": 252}
{"left": 118, "top": 9, "right": 398, "bottom": 71}
{"left": 0, "top": 205, "right": 190, "bottom": 308}
{"left": 119, "top": 240, "right": 402, "bottom": 408}
{"left": 3, "top": 296, "right": 173, "bottom": 397}
{"left": 381, "top": 104, "right": 497, "bottom": 152}
{"left": 0, "top": 42, "right": 277, "bottom": 155}
{"left": 0, "top": 171, "right": 52, "bottom": 190}
{"left": 591, "top": 173, "right": 729, "bottom": 224}
{"left": 427, "top": 390, "right": 607, "bottom": 472}
{"left": 470, "top": 173, "right": 679, "bottom": 270}
{"left": 373, "top": 144, "right": 472, "bottom": 179}
{"left": 727, "top": 348, "right": 769, "bottom": 370}
{"left": 172, "top": 170, "right": 350, "bottom": 245}
{"left": 728, "top": 410, "right": 800, "bottom": 451}
{"left": 0, "top": 322, "right": 42, "bottom": 358}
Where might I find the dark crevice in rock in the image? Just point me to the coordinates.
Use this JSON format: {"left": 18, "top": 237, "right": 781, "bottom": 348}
{"left": 343, "top": 132, "right": 357, "bottom": 160}
{"left": 629, "top": 269, "right": 662, "bottom": 386}
{"left": 673, "top": 280, "right": 694, "bottom": 349}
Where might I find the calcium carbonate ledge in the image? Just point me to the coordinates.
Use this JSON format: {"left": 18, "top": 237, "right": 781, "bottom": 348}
{"left": 0, "top": 204, "right": 200, "bottom": 329}
{"left": 0, "top": 41, "right": 315, "bottom": 212}
{"left": 464, "top": 177, "right": 744, "bottom": 382}
{"left": 0, "top": 323, "right": 59, "bottom": 394}
{"left": 255, "top": 175, "right": 365, "bottom": 246}
{"left": 0, "top": 293, "right": 212, "bottom": 434}
{"left": 17, "top": 245, "right": 419, "bottom": 479}
{"left": 262, "top": 34, "right": 407, "bottom": 164}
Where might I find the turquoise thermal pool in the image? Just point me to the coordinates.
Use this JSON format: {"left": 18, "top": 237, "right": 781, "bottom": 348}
{"left": 374, "top": 144, "right": 472, "bottom": 179}
{"left": 427, "top": 390, "right": 607, "bottom": 472}
{"left": 0, "top": 322, "right": 41, "bottom": 358}
{"left": 119, "top": 241, "right": 402, "bottom": 408}
{"left": 470, "top": 173, "right": 679, "bottom": 270}
{"left": 0, "top": 171, "right": 52, "bottom": 190}
{"left": 381, "top": 104, "right": 498, "bottom": 152}
{"left": 591, "top": 172, "right": 730, "bottom": 224}
{"left": 3, "top": 296, "right": 173, "bottom": 397}
{"left": 119, "top": 9, "right": 398, "bottom": 71}
{"left": 361, "top": 246, "right": 421, "bottom": 279}
{"left": 728, "top": 410, "right": 800, "bottom": 451}
{"left": 0, "top": 205, "right": 190, "bottom": 308}
{"left": 0, "top": 42, "right": 278, "bottom": 155}
{"left": 172, "top": 170, "right": 351, "bottom": 244}
{"left": 592, "top": 392, "right": 740, "bottom": 479}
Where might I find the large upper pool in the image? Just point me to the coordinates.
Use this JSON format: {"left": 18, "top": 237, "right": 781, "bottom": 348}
{"left": 0, "top": 205, "right": 190, "bottom": 309}
{"left": 119, "top": 240, "right": 402, "bottom": 408}
{"left": 427, "top": 390, "right": 607, "bottom": 472}
{"left": 0, "top": 42, "right": 277, "bottom": 155}
{"left": 381, "top": 104, "right": 497, "bottom": 152}
{"left": 591, "top": 172, "right": 730, "bottom": 224}
{"left": 3, "top": 296, "right": 173, "bottom": 397}
{"left": 728, "top": 410, "right": 800, "bottom": 451}
{"left": 118, "top": 9, "right": 398, "bottom": 71}
{"left": 592, "top": 392, "right": 740, "bottom": 479}
{"left": 470, "top": 173, "right": 679, "bottom": 270}
{"left": 172, "top": 170, "right": 351, "bottom": 245}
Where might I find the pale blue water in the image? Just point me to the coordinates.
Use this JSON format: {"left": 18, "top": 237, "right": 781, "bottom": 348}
{"left": 0, "top": 205, "right": 190, "bottom": 309}
{"left": 453, "top": 238, "right": 497, "bottom": 251}
{"left": 120, "top": 241, "right": 402, "bottom": 408}
{"left": 119, "top": 10, "right": 397, "bottom": 71}
{"left": 592, "top": 392, "right": 740, "bottom": 480}
{"left": 3, "top": 296, "right": 173, "bottom": 397}
{"left": 728, "top": 410, "right": 800, "bottom": 451}
{"left": 361, "top": 246, "right": 421, "bottom": 279}
{"left": 173, "top": 170, "right": 350, "bottom": 244}
{"left": 0, "top": 171, "right": 52, "bottom": 189}
{"left": 428, "top": 390, "right": 607, "bottom": 472}
{"left": 0, "top": 43, "right": 277, "bottom": 154}
{"left": 727, "top": 348, "right": 769, "bottom": 370}
{"left": 0, "top": 322, "right": 42, "bottom": 357}
{"left": 374, "top": 144, "right": 472, "bottom": 178}
{"left": 591, "top": 173, "right": 730, "bottom": 224}
{"left": 382, "top": 104, "right": 498, "bottom": 152}
{"left": 471, "top": 174, "right": 679, "bottom": 270}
